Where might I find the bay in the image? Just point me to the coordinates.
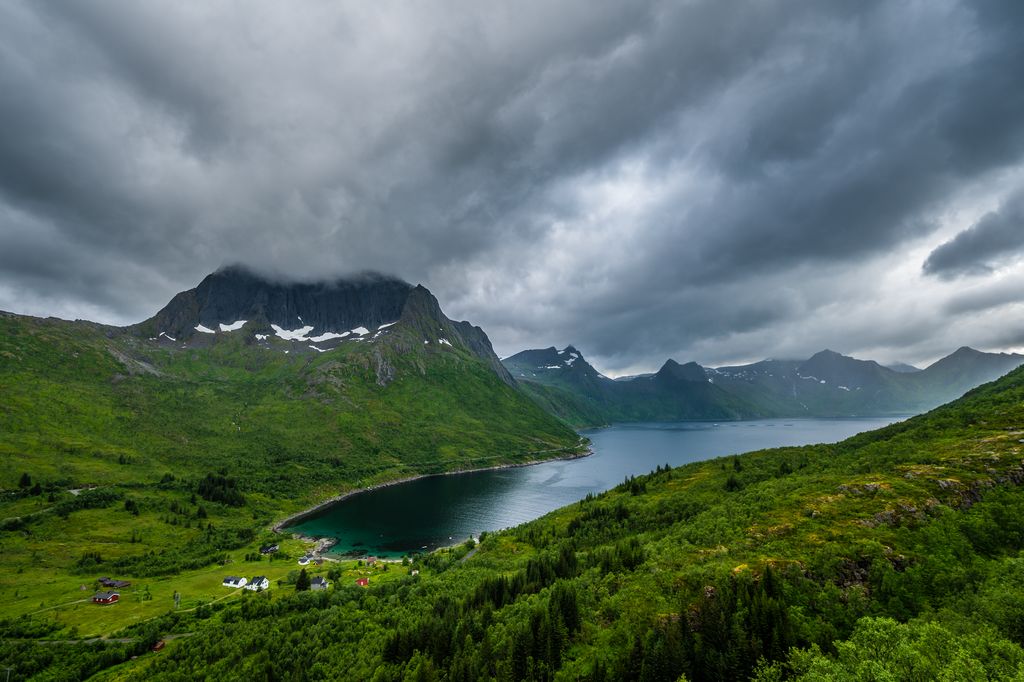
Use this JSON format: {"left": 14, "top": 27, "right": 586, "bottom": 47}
{"left": 289, "top": 417, "right": 905, "bottom": 556}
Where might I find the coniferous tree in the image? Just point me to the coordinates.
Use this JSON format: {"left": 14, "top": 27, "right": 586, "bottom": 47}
{"left": 296, "top": 568, "right": 311, "bottom": 591}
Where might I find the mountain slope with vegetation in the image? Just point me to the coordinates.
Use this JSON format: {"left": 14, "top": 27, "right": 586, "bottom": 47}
{"left": 0, "top": 273, "right": 581, "bottom": 642}
{"left": 11, "top": 357, "right": 1024, "bottom": 679}
{"left": 504, "top": 347, "right": 759, "bottom": 425}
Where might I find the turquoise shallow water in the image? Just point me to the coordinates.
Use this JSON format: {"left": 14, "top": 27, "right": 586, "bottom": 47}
{"left": 289, "top": 417, "right": 905, "bottom": 557}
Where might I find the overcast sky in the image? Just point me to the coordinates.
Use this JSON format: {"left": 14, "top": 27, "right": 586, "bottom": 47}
{"left": 2, "top": 1, "right": 1024, "bottom": 376}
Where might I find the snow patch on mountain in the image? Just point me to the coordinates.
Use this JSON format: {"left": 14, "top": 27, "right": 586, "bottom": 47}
{"left": 309, "top": 331, "right": 348, "bottom": 342}
{"left": 271, "top": 324, "right": 315, "bottom": 341}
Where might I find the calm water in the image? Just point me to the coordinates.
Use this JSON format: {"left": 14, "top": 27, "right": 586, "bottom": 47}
{"left": 290, "top": 417, "right": 904, "bottom": 556}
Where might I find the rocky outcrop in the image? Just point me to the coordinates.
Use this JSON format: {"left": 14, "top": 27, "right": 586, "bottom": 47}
{"left": 130, "top": 265, "right": 514, "bottom": 386}
{"left": 136, "top": 265, "right": 413, "bottom": 339}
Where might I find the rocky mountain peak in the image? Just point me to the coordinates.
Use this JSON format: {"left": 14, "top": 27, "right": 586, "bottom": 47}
{"left": 655, "top": 358, "right": 707, "bottom": 383}
{"left": 130, "top": 266, "right": 513, "bottom": 384}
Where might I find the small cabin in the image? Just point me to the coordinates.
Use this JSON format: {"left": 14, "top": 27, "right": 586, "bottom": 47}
{"left": 98, "top": 577, "right": 131, "bottom": 589}
{"left": 298, "top": 555, "right": 311, "bottom": 566}
{"left": 356, "top": 578, "right": 369, "bottom": 587}
{"left": 222, "top": 576, "right": 248, "bottom": 588}
{"left": 245, "top": 576, "right": 270, "bottom": 591}
{"left": 93, "top": 591, "right": 119, "bottom": 604}
{"left": 259, "top": 544, "right": 279, "bottom": 555}
{"left": 310, "top": 576, "right": 329, "bottom": 591}
{"left": 151, "top": 640, "right": 166, "bottom": 652}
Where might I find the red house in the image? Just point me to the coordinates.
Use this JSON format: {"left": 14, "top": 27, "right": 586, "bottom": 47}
{"left": 356, "top": 578, "right": 369, "bottom": 587}
{"left": 92, "top": 591, "right": 119, "bottom": 604}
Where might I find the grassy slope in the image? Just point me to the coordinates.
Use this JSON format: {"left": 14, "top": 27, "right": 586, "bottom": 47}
{"left": 15, "top": 360, "right": 1024, "bottom": 679}
{"left": 0, "top": 312, "right": 580, "bottom": 636}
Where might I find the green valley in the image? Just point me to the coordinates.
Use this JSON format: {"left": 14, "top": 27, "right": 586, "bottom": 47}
{"left": 7, "top": 334, "right": 1024, "bottom": 679}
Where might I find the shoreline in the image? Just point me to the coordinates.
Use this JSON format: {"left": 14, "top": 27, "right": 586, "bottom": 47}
{"left": 271, "top": 440, "right": 592, "bottom": 534}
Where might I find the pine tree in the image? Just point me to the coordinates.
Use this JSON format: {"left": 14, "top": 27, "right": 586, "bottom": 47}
{"left": 296, "top": 568, "right": 311, "bottom": 591}
{"left": 18, "top": 472, "right": 31, "bottom": 488}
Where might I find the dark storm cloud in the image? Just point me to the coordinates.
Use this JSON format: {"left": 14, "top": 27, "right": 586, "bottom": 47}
{"left": 1, "top": 0, "right": 1024, "bottom": 372}
{"left": 924, "top": 190, "right": 1024, "bottom": 279}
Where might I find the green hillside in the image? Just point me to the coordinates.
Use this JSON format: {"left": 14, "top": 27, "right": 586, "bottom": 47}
{"left": 0, "top": 310, "right": 580, "bottom": 638}
{"left": 10, "top": 352, "right": 1024, "bottom": 679}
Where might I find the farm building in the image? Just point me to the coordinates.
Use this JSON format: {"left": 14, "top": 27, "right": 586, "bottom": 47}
{"left": 310, "top": 577, "right": 329, "bottom": 591}
{"left": 259, "top": 544, "right": 279, "bottom": 555}
{"left": 92, "top": 591, "right": 119, "bottom": 604}
{"left": 98, "top": 577, "right": 131, "bottom": 589}
{"left": 246, "top": 576, "right": 270, "bottom": 591}
{"left": 222, "top": 576, "right": 248, "bottom": 588}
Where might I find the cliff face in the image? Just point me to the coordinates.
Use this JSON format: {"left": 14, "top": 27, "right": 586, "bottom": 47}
{"left": 132, "top": 265, "right": 515, "bottom": 385}
{"left": 138, "top": 266, "right": 414, "bottom": 339}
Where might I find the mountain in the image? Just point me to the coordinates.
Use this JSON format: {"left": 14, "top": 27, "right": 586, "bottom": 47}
{"left": 506, "top": 345, "right": 1024, "bottom": 425}
{"left": 136, "top": 265, "right": 413, "bottom": 342}
{"left": 134, "top": 265, "right": 514, "bottom": 384}
{"left": 654, "top": 358, "right": 707, "bottom": 383}
{"left": 503, "top": 347, "right": 760, "bottom": 424}
{"left": 502, "top": 345, "right": 604, "bottom": 385}
{"left": 915, "top": 346, "right": 1024, "bottom": 403}
{"left": 503, "top": 346, "right": 631, "bottom": 425}
{"left": 0, "top": 269, "right": 581, "bottom": 597}
{"left": 708, "top": 348, "right": 924, "bottom": 416}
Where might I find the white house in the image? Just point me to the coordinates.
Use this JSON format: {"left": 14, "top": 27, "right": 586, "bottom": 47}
{"left": 310, "top": 576, "right": 329, "bottom": 591}
{"left": 222, "top": 576, "right": 248, "bottom": 588}
{"left": 245, "top": 576, "right": 270, "bottom": 591}
{"left": 298, "top": 555, "right": 311, "bottom": 566}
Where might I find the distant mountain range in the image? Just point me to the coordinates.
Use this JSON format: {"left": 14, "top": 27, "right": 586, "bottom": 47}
{"left": 503, "top": 345, "right": 1024, "bottom": 425}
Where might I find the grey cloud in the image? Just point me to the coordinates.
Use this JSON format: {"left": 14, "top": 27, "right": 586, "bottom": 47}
{"left": 1, "top": 0, "right": 1024, "bottom": 372}
{"left": 924, "top": 190, "right": 1024, "bottom": 279}
{"left": 942, "top": 274, "right": 1024, "bottom": 316}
